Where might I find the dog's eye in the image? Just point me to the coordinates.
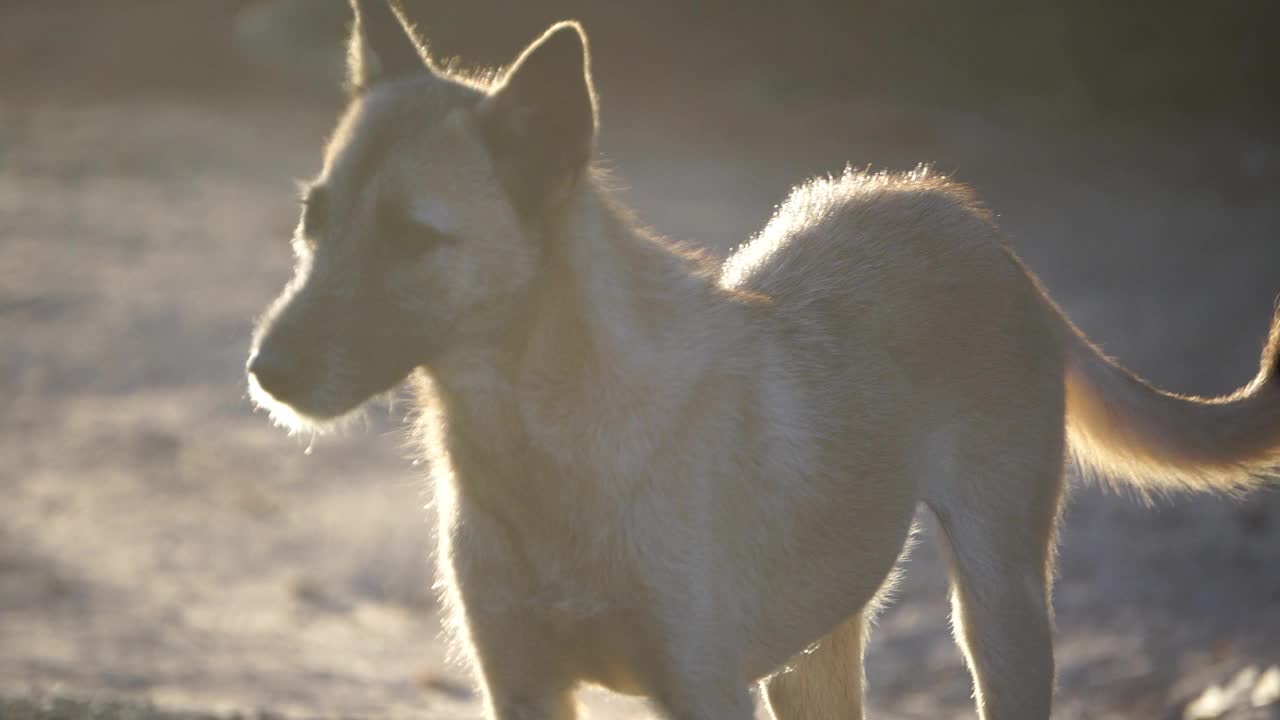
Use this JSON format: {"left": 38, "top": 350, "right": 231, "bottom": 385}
{"left": 299, "top": 186, "right": 328, "bottom": 238}
{"left": 380, "top": 209, "right": 453, "bottom": 259}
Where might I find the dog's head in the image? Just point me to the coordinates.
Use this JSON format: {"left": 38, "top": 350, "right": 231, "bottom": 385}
{"left": 248, "top": 0, "right": 597, "bottom": 428}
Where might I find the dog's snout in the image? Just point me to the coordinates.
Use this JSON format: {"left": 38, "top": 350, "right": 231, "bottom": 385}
{"left": 247, "top": 347, "right": 304, "bottom": 399}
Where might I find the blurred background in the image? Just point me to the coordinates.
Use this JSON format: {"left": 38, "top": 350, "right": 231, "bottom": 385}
{"left": 2, "top": 1, "right": 1278, "bottom": 718}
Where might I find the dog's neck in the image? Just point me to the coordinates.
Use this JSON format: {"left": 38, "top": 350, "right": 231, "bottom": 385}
{"left": 537, "top": 183, "right": 720, "bottom": 378}
{"left": 421, "top": 179, "right": 731, "bottom": 504}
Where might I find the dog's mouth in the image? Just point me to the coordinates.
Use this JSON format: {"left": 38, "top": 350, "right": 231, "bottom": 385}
{"left": 246, "top": 346, "right": 414, "bottom": 432}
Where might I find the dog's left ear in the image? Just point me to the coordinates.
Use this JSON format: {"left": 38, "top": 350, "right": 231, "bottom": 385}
{"left": 347, "top": 0, "right": 432, "bottom": 95}
{"left": 477, "top": 22, "right": 598, "bottom": 218}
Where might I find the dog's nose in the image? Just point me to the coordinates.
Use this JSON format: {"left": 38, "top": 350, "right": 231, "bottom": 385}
{"left": 247, "top": 348, "right": 302, "bottom": 398}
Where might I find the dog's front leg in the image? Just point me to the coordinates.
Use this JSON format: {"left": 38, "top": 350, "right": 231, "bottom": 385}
{"left": 442, "top": 511, "right": 580, "bottom": 720}
{"left": 460, "top": 605, "right": 580, "bottom": 720}
{"left": 480, "top": 675, "right": 578, "bottom": 720}
{"left": 647, "top": 640, "right": 756, "bottom": 720}
{"left": 639, "top": 594, "right": 756, "bottom": 720}
{"left": 652, "top": 681, "right": 755, "bottom": 720}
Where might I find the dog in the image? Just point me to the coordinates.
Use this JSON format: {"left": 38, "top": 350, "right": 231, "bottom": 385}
{"left": 246, "top": 2, "right": 1280, "bottom": 717}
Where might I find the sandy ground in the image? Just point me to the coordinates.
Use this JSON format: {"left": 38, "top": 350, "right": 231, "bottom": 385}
{"left": 2, "top": 78, "right": 1280, "bottom": 720}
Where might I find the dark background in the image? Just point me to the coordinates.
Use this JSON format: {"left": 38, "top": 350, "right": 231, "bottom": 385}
{"left": 5, "top": 0, "right": 1279, "bottom": 125}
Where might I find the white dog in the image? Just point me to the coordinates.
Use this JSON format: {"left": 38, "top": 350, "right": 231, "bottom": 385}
{"left": 247, "top": 2, "right": 1280, "bottom": 717}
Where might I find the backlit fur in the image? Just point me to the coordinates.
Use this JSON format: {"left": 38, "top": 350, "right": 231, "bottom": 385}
{"left": 248, "top": 7, "right": 1280, "bottom": 719}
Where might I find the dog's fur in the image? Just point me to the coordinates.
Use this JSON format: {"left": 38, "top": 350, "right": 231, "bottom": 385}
{"left": 247, "top": 3, "right": 1280, "bottom": 718}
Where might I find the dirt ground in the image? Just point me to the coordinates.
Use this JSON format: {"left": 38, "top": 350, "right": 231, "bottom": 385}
{"left": 3, "top": 10, "right": 1280, "bottom": 720}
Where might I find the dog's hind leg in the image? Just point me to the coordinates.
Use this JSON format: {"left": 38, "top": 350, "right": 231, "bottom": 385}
{"left": 762, "top": 612, "right": 866, "bottom": 720}
{"left": 926, "top": 444, "right": 1065, "bottom": 720}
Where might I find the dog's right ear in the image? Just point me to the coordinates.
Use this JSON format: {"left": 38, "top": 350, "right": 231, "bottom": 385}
{"left": 346, "top": 0, "right": 432, "bottom": 95}
{"left": 475, "top": 22, "right": 597, "bottom": 219}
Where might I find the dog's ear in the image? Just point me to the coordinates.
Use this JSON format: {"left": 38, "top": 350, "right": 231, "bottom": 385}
{"left": 347, "top": 0, "right": 432, "bottom": 95}
{"left": 477, "top": 22, "right": 598, "bottom": 218}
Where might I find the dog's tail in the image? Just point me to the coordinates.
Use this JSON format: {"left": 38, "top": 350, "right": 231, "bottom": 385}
{"left": 1058, "top": 296, "right": 1280, "bottom": 497}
